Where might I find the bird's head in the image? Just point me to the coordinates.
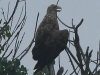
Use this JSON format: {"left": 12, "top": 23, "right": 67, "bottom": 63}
{"left": 47, "top": 4, "right": 62, "bottom": 14}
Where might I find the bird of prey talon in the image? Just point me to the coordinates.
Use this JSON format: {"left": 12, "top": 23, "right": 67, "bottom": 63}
{"left": 32, "top": 4, "right": 69, "bottom": 74}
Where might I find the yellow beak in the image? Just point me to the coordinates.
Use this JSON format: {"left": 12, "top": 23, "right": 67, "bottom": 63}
{"left": 56, "top": 6, "right": 62, "bottom": 12}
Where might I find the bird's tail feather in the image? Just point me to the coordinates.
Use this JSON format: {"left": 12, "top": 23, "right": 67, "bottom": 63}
{"left": 34, "top": 65, "right": 45, "bottom": 74}
{"left": 34, "top": 61, "right": 40, "bottom": 69}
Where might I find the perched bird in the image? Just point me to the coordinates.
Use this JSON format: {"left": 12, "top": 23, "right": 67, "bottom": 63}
{"left": 32, "top": 4, "right": 69, "bottom": 74}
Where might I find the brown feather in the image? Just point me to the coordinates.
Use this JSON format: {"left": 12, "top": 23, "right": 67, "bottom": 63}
{"left": 32, "top": 4, "right": 69, "bottom": 74}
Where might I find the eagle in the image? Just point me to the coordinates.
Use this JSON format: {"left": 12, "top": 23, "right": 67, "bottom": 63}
{"left": 32, "top": 4, "right": 69, "bottom": 74}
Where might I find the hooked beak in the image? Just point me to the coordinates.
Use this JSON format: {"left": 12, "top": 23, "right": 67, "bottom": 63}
{"left": 56, "top": 6, "right": 62, "bottom": 12}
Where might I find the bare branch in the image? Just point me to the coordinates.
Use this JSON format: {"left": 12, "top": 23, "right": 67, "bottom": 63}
{"left": 1, "top": 7, "right": 7, "bottom": 21}
{"left": 7, "top": 2, "right": 10, "bottom": 20}
{"left": 65, "top": 47, "right": 80, "bottom": 67}
{"left": 2, "top": 30, "right": 20, "bottom": 58}
{"left": 34, "top": 12, "right": 39, "bottom": 41}
{"left": 7, "top": 0, "right": 19, "bottom": 24}
{"left": 66, "top": 48, "right": 78, "bottom": 75}
{"left": 56, "top": 0, "right": 60, "bottom": 5}
{"left": 58, "top": 55, "right": 61, "bottom": 69}
{"left": 57, "top": 16, "right": 74, "bottom": 29}
{"left": 13, "top": 33, "right": 19, "bottom": 60}
{"left": 75, "top": 19, "right": 84, "bottom": 30}
{"left": 98, "top": 40, "right": 100, "bottom": 63}
{"left": 93, "top": 62, "right": 100, "bottom": 73}
{"left": 18, "top": 2, "right": 35, "bottom": 60}
{"left": 5, "top": 49, "right": 13, "bottom": 58}
{"left": 13, "top": 6, "right": 24, "bottom": 33}
{"left": 70, "top": 66, "right": 79, "bottom": 75}
{"left": 63, "top": 69, "right": 68, "bottom": 75}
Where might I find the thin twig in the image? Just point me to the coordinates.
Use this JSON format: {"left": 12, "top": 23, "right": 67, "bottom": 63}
{"left": 10, "top": 17, "right": 13, "bottom": 28}
{"left": 19, "top": 1, "right": 34, "bottom": 60}
{"left": 13, "top": 6, "right": 24, "bottom": 33}
{"left": 70, "top": 66, "right": 78, "bottom": 75}
{"left": 13, "top": 33, "right": 20, "bottom": 60}
{"left": 68, "top": 29, "right": 70, "bottom": 47}
{"left": 34, "top": 12, "right": 39, "bottom": 41}
{"left": 66, "top": 48, "right": 78, "bottom": 75}
{"left": 63, "top": 70, "right": 68, "bottom": 75}
{"left": 2, "top": 30, "right": 20, "bottom": 58}
{"left": 7, "top": 2, "right": 10, "bottom": 20}
{"left": 2, "top": 19, "right": 25, "bottom": 58}
{"left": 12, "top": 12, "right": 26, "bottom": 34}
{"left": 90, "top": 59, "right": 97, "bottom": 64}
{"left": 7, "top": 0, "right": 19, "bottom": 24}
{"left": 1, "top": 7, "right": 7, "bottom": 21}
{"left": 74, "top": 19, "right": 84, "bottom": 75}
{"left": 99, "top": 40, "right": 100, "bottom": 63}
{"left": 65, "top": 47, "right": 80, "bottom": 66}
{"left": 15, "top": 49, "right": 26, "bottom": 59}
{"left": 2, "top": 0, "right": 25, "bottom": 52}
{"left": 14, "top": 32, "right": 25, "bottom": 59}
{"left": 56, "top": 0, "right": 60, "bottom": 5}
{"left": 93, "top": 63, "right": 100, "bottom": 73}
{"left": 57, "top": 16, "right": 73, "bottom": 29}
{"left": 6, "top": 49, "right": 13, "bottom": 58}
{"left": 58, "top": 55, "right": 60, "bottom": 69}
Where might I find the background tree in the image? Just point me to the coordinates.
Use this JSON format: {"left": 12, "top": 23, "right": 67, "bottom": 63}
{"left": 0, "top": 0, "right": 34, "bottom": 75}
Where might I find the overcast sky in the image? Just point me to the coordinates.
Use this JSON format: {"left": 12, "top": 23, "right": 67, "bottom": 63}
{"left": 0, "top": 0, "right": 100, "bottom": 75}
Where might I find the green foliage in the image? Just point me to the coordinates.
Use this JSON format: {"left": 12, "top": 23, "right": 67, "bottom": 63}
{"left": 0, "top": 1, "right": 28, "bottom": 75}
{"left": 0, "top": 22, "right": 11, "bottom": 40}
{"left": 0, "top": 57, "right": 28, "bottom": 75}
{"left": 0, "top": 22, "right": 11, "bottom": 54}
{"left": 0, "top": 44, "right": 4, "bottom": 54}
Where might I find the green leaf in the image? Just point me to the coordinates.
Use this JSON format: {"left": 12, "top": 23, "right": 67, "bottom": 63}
{"left": 3, "top": 22, "right": 7, "bottom": 25}
{"left": 0, "top": 58, "right": 28, "bottom": 75}
{"left": 1, "top": 46, "right": 4, "bottom": 51}
{"left": 2, "top": 57, "right": 7, "bottom": 66}
{"left": 7, "top": 61, "right": 12, "bottom": 69}
{"left": 14, "top": 59, "right": 20, "bottom": 67}
{"left": 2, "top": 34, "right": 5, "bottom": 39}
{"left": 5, "top": 25, "right": 10, "bottom": 30}
{"left": 0, "top": 57, "right": 2, "bottom": 61}
{"left": 6, "top": 32, "right": 11, "bottom": 37}
{"left": 0, "top": 66, "right": 4, "bottom": 74}
{"left": 20, "top": 65, "right": 27, "bottom": 72}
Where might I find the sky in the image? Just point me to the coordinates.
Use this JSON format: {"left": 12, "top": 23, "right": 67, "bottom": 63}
{"left": 0, "top": 0, "right": 100, "bottom": 75}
